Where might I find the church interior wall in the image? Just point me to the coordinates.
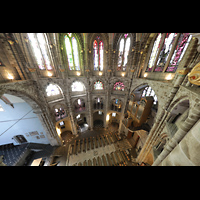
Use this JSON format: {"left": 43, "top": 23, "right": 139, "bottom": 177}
{"left": 1, "top": 33, "right": 200, "bottom": 166}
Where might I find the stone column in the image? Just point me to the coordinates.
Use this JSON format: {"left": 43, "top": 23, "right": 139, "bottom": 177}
{"left": 64, "top": 80, "right": 77, "bottom": 135}
{"left": 153, "top": 102, "right": 200, "bottom": 166}
{"left": 137, "top": 71, "right": 190, "bottom": 164}
{"left": 87, "top": 86, "right": 93, "bottom": 130}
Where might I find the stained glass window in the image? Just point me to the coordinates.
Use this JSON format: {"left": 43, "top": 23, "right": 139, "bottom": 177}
{"left": 146, "top": 33, "right": 163, "bottom": 72}
{"left": 93, "top": 37, "right": 104, "bottom": 71}
{"left": 71, "top": 81, "right": 85, "bottom": 91}
{"left": 117, "top": 34, "right": 130, "bottom": 71}
{"left": 46, "top": 84, "right": 60, "bottom": 96}
{"left": 28, "top": 33, "right": 53, "bottom": 70}
{"left": 154, "top": 33, "right": 177, "bottom": 72}
{"left": 113, "top": 82, "right": 125, "bottom": 91}
{"left": 94, "top": 81, "right": 104, "bottom": 90}
{"left": 64, "top": 33, "right": 80, "bottom": 70}
{"left": 167, "top": 33, "right": 192, "bottom": 72}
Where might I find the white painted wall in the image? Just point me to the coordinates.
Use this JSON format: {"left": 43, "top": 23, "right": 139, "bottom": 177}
{"left": 0, "top": 97, "right": 50, "bottom": 146}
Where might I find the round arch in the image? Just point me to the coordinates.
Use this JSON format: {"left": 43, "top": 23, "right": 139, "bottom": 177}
{"left": 0, "top": 88, "right": 61, "bottom": 146}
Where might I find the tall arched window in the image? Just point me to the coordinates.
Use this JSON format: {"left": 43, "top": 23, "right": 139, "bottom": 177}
{"left": 154, "top": 33, "right": 178, "bottom": 72}
{"left": 146, "top": 33, "right": 163, "bottom": 72}
{"left": 93, "top": 36, "right": 104, "bottom": 71}
{"left": 167, "top": 33, "right": 192, "bottom": 72}
{"left": 117, "top": 33, "right": 131, "bottom": 71}
{"left": 64, "top": 33, "right": 80, "bottom": 71}
{"left": 28, "top": 33, "right": 53, "bottom": 70}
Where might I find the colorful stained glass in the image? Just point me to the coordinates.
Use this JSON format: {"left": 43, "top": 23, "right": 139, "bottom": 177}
{"left": 99, "top": 40, "right": 104, "bottom": 71}
{"left": 155, "top": 33, "right": 177, "bottom": 72}
{"left": 113, "top": 82, "right": 125, "bottom": 91}
{"left": 93, "top": 37, "right": 103, "bottom": 71}
{"left": 72, "top": 37, "right": 80, "bottom": 70}
{"left": 146, "top": 33, "right": 163, "bottom": 72}
{"left": 28, "top": 33, "right": 45, "bottom": 70}
{"left": 94, "top": 81, "right": 104, "bottom": 90}
{"left": 93, "top": 40, "right": 98, "bottom": 71}
{"left": 167, "top": 33, "right": 192, "bottom": 72}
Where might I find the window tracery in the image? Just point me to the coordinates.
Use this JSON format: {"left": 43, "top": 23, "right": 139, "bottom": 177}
{"left": 93, "top": 36, "right": 104, "bottom": 71}
{"left": 117, "top": 34, "right": 131, "bottom": 71}
{"left": 28, "top": 33, "right": 53, "bottom": 70}
{"left": 64, "top": 33, "right": 80, "bottom": 70}
{"left": 167, "top": 33, "right": 192, "bottom": 72}
{"left": 94, "top": 81, "right": 104, "bottom": 90}
{"left": 113, "top": 82, "right": 125, "bottom": 91}
{"left": 155, "top": 33, "right": 177, "bottom": 72}
{"left": 146, "top": 33, "right": 163, "bottom": 72}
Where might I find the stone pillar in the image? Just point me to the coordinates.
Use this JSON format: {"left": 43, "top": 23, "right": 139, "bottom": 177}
{"left": 87, "top": 87, "right": 93, "bottom": 130}
{"left": 64, "top": 81, "right": 77, "bottom": 135}
{"left": 153, "top": 102, "right": 200, "bottom": 166}
{"left": 137, "top": 71, "right": 190, "bottom": 164}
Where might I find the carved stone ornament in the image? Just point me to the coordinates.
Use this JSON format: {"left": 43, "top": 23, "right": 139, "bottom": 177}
{"left": 188, "top": 62, "right": 200, "bottom": 85}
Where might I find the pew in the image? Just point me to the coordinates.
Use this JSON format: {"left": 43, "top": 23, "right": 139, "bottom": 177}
{"left": 82, "top": 138, "right": 85, "bottom": 152}
{"left": 90, "top": 137, "right": 94, "bottom": 150}
{"left": 102, "top": 155, "right": 107, "bottom": 166}
{"left": 97, "top": 156, "right": 102, "bottom": 166}
{"left": 93, "top": 157, "right": 97, "bottom": 166}
{"left": 97, "top": 135, "right": 102, "bottom": 147}
{"left": 88, "top": 159, "right": 92, "bottom": 166}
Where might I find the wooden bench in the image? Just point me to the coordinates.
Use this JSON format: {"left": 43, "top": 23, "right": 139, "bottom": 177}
{"left": 77, "top": 140, "right": 81, "bottom": 153}
{"left": 102, "top": 155, "right": 107, "bottom": 166}
{"left": 100, "top": 135, "right": 106, "bottom": 147}
{"left": 73, "top": 140, "right": 76, "bottom": 155}
{"left": 82, "top": 138, "right": 85, "bottom": 152}
{"left": 111, "top": 152, "right": 118, "bottom": 166}
{"left": 97, "top": 135, "right": 102, "bottom": 147}
{"left": 106, "top": 153, "right": 113, "bottom": 166}
{"left": 86, "top": 138, "right": 90, "bottom": 151}
{"left": 83, "top": 160, "right": 87, "bottom": 166}
{"left": 93, "top": 157, "right": 97, "bottom": 166}
{"left": 90, "top": 137, "right": 94, "bottom": 150}
{"left": 94, "top": 137, "right": 98, "bottom": 148}
{"left": 114, "top": 151, "right": 122, "bottom": 166}
{"left": 88, "top": 159, "right": 92, "bottom": 166}
{"left": 97, "top": 156, "right": 102, "bottom": 166}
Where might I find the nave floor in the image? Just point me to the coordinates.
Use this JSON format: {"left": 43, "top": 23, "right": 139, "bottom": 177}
{"left": 51, "top": 124, "right": 138, "bottom": 166}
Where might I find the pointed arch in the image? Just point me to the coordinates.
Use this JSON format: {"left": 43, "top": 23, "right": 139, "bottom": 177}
{"left": 28, "top": 33, "right": 53, "bottom": 70}
{"left": 64, "top": 33, "right": 80, "bottom": 71}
